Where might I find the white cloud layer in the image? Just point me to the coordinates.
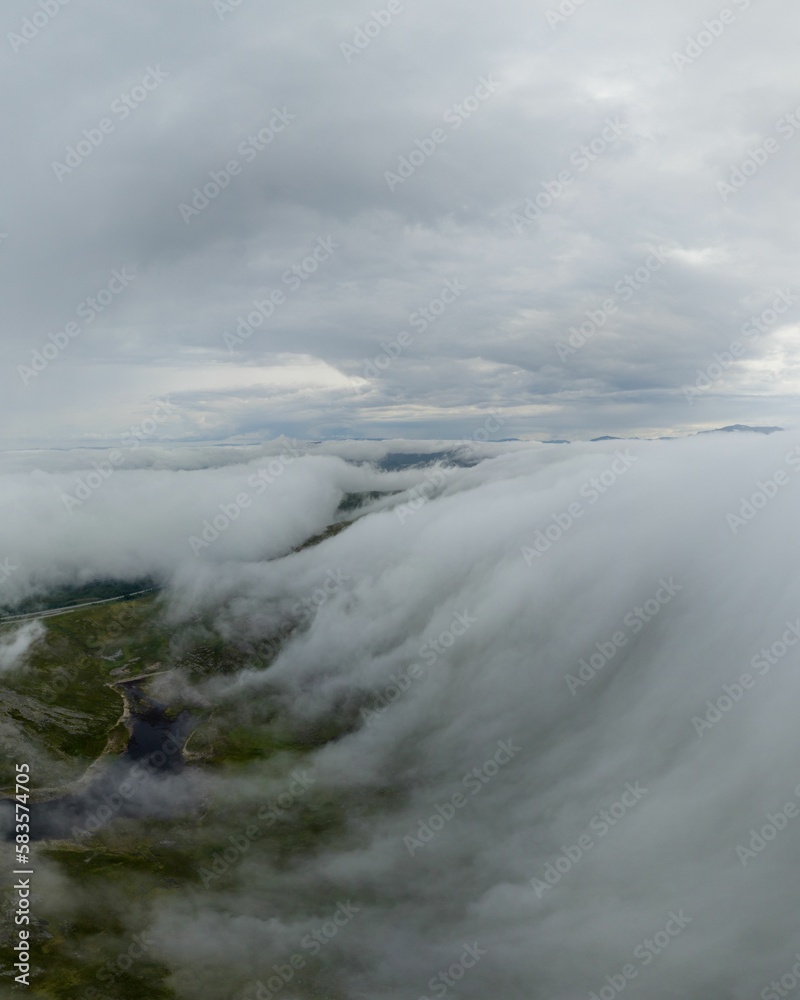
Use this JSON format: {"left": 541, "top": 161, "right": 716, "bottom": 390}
{"left": 3, "top": 433, "right": 800, "bottom": 996}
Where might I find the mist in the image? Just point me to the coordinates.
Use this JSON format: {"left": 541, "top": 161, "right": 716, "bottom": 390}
{"left": 0, "top": 622, "right": 44, "bottom": 675}
{"left": 2, "top": 432, "right": 800, "bottom": 997}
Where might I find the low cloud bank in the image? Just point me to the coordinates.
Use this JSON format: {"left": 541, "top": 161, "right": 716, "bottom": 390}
{"left": 4, "top": 432, "right": 800, "bottom": 997}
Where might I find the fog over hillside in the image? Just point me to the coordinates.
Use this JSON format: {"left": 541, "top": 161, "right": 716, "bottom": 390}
{"left": 3, "top": 433, "right": 800, "bottom": 998}
{"left": 3, "top": 0, "right": 800, "bottom": 994}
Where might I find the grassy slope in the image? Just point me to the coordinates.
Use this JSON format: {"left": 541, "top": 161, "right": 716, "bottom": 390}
{"left": 0, "top": 577, "right": 355, "bottom": 999}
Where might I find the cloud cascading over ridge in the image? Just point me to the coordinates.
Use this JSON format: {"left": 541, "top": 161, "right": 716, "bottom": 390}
{"left": 3, "top": 433, "right": 800, "bottom": 996}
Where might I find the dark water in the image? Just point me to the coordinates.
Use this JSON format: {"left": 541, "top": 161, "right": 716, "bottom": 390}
{"left": 1, "top": 682, "right": 196, "bottom": 842}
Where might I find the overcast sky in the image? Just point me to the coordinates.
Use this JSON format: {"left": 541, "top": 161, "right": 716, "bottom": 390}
{"left": 2, "top": 0, "right": 799, "bottom": 447}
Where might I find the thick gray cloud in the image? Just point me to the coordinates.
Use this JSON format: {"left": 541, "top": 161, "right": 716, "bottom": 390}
{"left": 2, "top": 0, "right": 799, "bottom": 442}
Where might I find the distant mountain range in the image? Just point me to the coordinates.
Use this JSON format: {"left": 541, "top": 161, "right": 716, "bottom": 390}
{"left": 695, "top": 424, "right": 784, "bottom": 436}
{"left": 372, "top": 426, "right": 787, "bottom": 473}
{"left": 585, "top": 425, "right": 785, "bottom": 444}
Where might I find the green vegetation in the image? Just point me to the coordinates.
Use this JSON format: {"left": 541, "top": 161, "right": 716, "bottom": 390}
{"left": 0, "top": 594, "right": 169, "bottom": 788}
{"left": 292, "top": 519, "right": 352, "bottom": 552}
{"left": 0, "top": 572, "right": 360, "bottom": 996}
{"left": 1, "top": 577, "right": 156, "bottom": 617}
{"left": 4, "top": 833, "right": 181, "bottom": 999}
{"left": 335, "top": 490, "right": 389, "bottom": 513}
